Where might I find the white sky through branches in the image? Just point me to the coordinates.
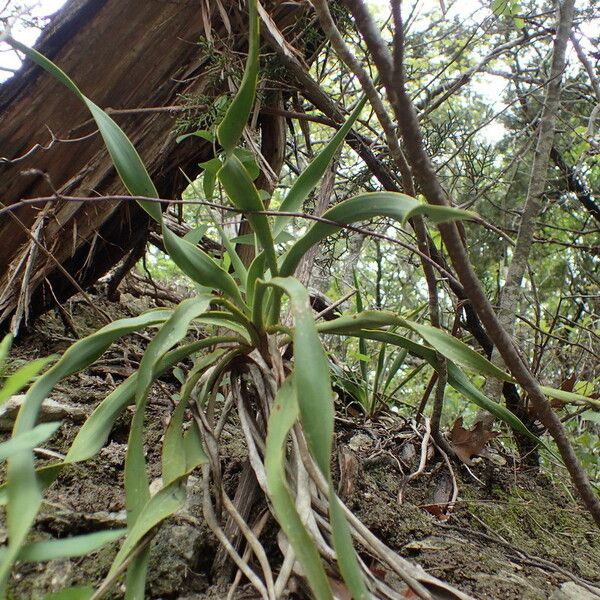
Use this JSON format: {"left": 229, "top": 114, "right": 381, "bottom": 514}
{"left": 1, "top": 0, "right": 597, "bottom": 145}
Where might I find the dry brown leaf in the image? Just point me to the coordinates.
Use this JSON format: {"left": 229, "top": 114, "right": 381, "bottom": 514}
{"left": 328, "top": 576, "right": 351, "bottom": 600}
{"left": 423, "top": 503, "right": 451, "bottom": 521}
{"left": 421, "top": 473, "right": 454, "bottom": 521}
{"left": 448, "top": 417, "right": 499, "bottom": 465}
{"left": 560, "top": 374, "right": 577, "bottom": 392}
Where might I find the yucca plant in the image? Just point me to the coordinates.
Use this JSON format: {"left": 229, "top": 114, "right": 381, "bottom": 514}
{"left": 1, "top": 3, "right": 590, "bottom": 598}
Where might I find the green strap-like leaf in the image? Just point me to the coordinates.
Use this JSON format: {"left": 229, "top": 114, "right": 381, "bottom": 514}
{"left": 328, "top": 485, "right": 370, "bottom": 599}
{"left": 335, "top": 328, "right": 538, "bottom": 443}
{"left": 217, "top": 0, "right": 259, "bottom": 153}
{"left": 4, "top": 37, "right": 161, "bottom": 221}
{"left": 318, "top": 311, "right": 514, "bottom": 384}
{"left": 162, "top": 350, "right": 224, "bottom": 485}
{"left": 265, "top": 377, "right": 333, "bottom": 600}
{"left": 281, "top": 192, "right": 475, "bottom": 277}
{"left": 0, "top": 422, "right": 60, "bottom": 460}
{"left": 0, "top": 310, "right": 172, "bottom": 590}
{"left": 6, "top": 35, "right": 248, "bottom": 308}
{"left": 267, "top": 279, "right": 370, "bottom": 598}
{"left": 353, "top": 273, "right": 369, "bottom": 385}
{"left": 195, "top": 314, "right": 253, "bottom": 342}
{"left": 539, "top": 385, "right": 600, "bottom": 409}
{"left": 0, "top": 334, "right": 13, "bottom": 373}
{"left": 0, "top": 355, "right": 57, "bottom": 406}
{"left": 126, "top": 297, "right": 211, "bottom": 525}
{"left": 183, "top": 171, "right": 249, "bottom": 289}
{"left": 403, "top": 319, "right": 514, "bottom": 382}
{"left": 135, "top": 298, "right": 210, "bottom": 404}
{"left": 382, "top": 348, "right": 409, "bottom": 393}
{"left": 317, "top": 310, "right": 399, "bottom": 334}
{"left": 163, "top": 227, "right": 245, "bottom": 307}
{"left": 43, "top": 587, "right": 94, "bottom": 600}
{"left": 218, "top": 154, "right": 278, "bottom": 275}
{"left": 199, "top": 157, "right": 222, "bottom": 201}
{"left": 246, "top": 252, "right": 267, "bottom": 309}
{"left": 274, "top": 96, "right": 368, "bottom": 238}
{"left": 268, "top": 277, "right": 333, "bottom": 475}
{"left": 108, "top": 475, "right": 190, "bottom": 577}
{"left": 7, "top": 529, "right": 126, "bottom": 562}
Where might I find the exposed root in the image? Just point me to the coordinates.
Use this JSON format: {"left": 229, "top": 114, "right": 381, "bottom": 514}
{"left": 191, "top": 349, "right": 474, "bottom": 599}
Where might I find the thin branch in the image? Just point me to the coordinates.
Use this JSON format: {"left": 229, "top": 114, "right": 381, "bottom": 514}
{"left": 342, "top": 0, "right": 600, "bottom": 524}
{"left": 0, "top": 192, "right": 463, "bottom": 289}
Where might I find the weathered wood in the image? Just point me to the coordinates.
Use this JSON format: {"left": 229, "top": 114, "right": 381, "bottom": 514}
{"left": 0, "top": 0, "right": 304, "bottom": 332}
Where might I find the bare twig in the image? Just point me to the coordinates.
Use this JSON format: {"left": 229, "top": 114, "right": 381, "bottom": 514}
{"left": 341, "top": 0, "right": 600, "bottom": 525}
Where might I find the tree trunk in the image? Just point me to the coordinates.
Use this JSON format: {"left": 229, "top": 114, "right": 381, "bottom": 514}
{"left": 0, "top": 0, "right": 305, "bottom": 333}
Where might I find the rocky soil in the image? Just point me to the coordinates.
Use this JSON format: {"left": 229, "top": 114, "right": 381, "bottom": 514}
{"left": 1, "top": 290, "right": 599, "bottom": 599}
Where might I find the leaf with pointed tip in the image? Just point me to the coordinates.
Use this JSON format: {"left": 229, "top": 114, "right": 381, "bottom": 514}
{"left": 0, "top": 334, "right": 12, "bottom": 373}
{"left": 267, "top": 277, "right": 332, "bottom": 475}
{"left": 265, "top": 377, "right": 333, "bottom": 600}
{"left": 126, "top": 297, "right": 211, "bottom": 525}
{"left": 3, "top": 37, "right": 161, "bottom": 221}
{"left": 330, "top": 328, "right": 538, "bottom": 443}
{"left": 0, "top": 355, "right": 57, "bottom": 406}
{"left": 404, "top": 319, "right": 514, "bottom": 382}
{"left": 217, "top": 0, "right": 259, "bottom": 152}
{"left": 539, "top": 386, "right": 600, "bottom": 409}
{"left": 0, "top": 310, "right": 185, "bottom": 588}
{"left": 266, "top": 279, "right": 369, "bottom": 598}
{"left": 218, "top": 154, "right": 278, "bottom": 275}
{"left": 273, "top": 96, "right": 368, "bottom": 238}
{"left": 162, "top": 227, "right": 244, "bottom": 307}
{"left": 281, "top": 192, "right": 475, "bottom": 276}
{"left": 382, "top": 348, "right": 409, "bottom": 393}
{"left": 176, "top": 129, "right": 214, "bottom": 144}
{"left": 183, "top": 224, "right": 209, "bottom": 246}
{"left": 44, "top": 587, "right": 94, "bottom": 600}
{"left": 162, "top": 350, "right": 224, "bottom": 485}
{"left": 9, "top": 529, "right": 126, "bottom": 562}
{"left": 199, "top": 157, "right": 223, "bottom": 201}
{"left": 109, "top": 475, "right": 190, "bottom": 577}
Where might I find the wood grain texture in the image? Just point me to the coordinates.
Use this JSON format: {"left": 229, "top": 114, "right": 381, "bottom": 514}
{"left": 0, "top": 0, "right": 304, "bottom": 330}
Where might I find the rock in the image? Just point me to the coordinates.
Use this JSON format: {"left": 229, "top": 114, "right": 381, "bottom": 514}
{"left": 98, "top": 441, "right": 127, "bottom": 467}
{"left": 147, "top": 523, "right": 207, "bottom": 597}
{"left": 348, "top": 432, "right": 373, "bottom": 451}
{"left": 550, "top": 582, "right": 600, "bottom": 599}
{"left": 0, "top": 395, "right": 88, "bottom": 431}
{"left": 146, "top": 476, "right": 212, "bottom": 597}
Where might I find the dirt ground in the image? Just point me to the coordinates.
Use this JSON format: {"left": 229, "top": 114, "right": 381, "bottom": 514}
{"left": 2, "top": 290, "right": 599, "bottom": 600}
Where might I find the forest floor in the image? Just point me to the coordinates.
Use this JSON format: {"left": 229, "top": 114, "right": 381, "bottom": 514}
{"left": 2, "top": 286, "right": 600, "bottom": 600}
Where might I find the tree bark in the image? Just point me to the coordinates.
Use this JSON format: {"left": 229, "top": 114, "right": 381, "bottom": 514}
{"left": 483, "top": 0, "right": 576, "bottom": 410}
{"left": 0, "top": 0, "right": 307, "bottom": 333}
{"left": 342, "top": 0, "right": 600, "bottom": 525}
